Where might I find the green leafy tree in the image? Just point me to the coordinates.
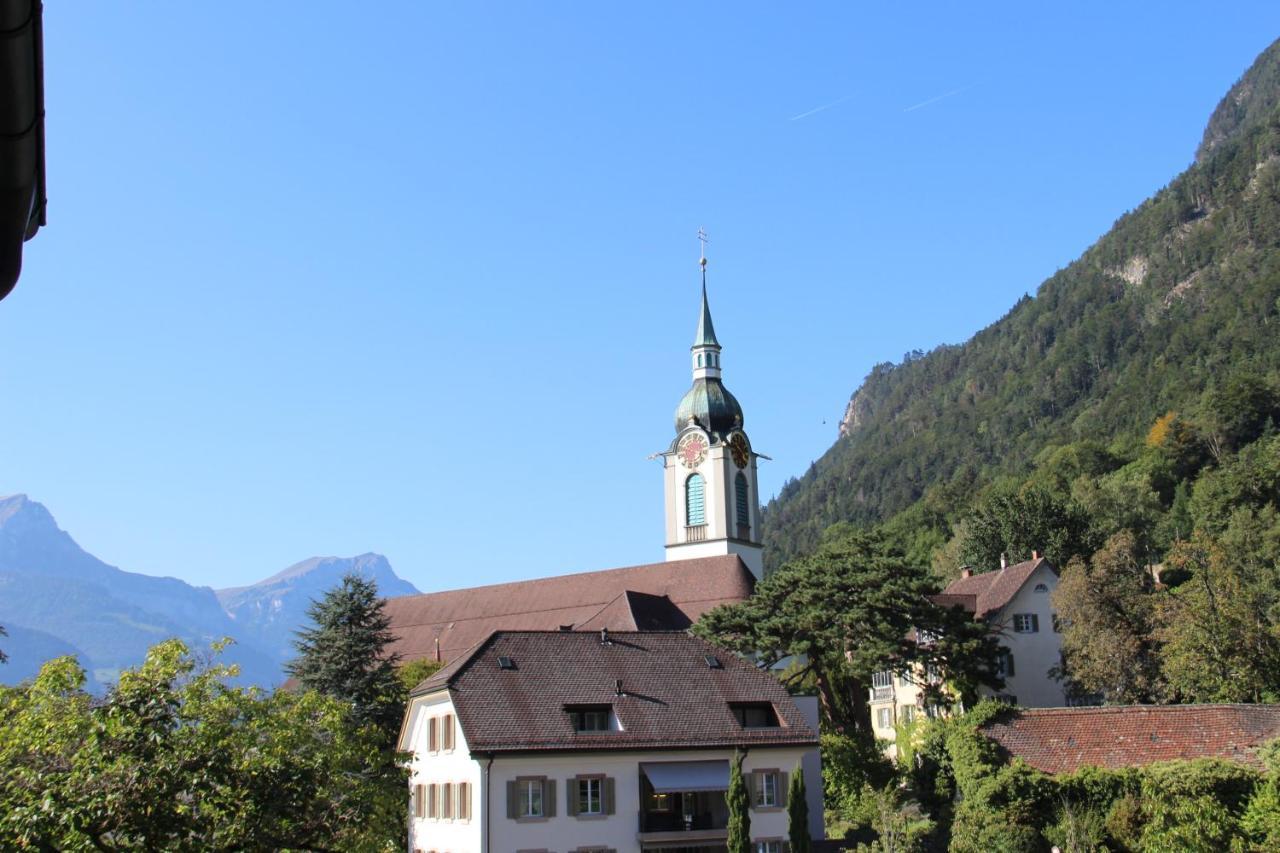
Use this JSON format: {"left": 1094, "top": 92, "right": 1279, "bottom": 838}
{"left": 287, "top": 572, "right": 405, "bottom": 738}
{"left": 726, "top": 749, "right": 751, "bottom": 853}
{"left": 788, "top": 763, "right": 811, "bottom": 853}
{"left": 1156, "top": 536, "right": 1280, "bottom": 702}
{"left": 960, "top": 486, "right": 1096, "bottom": 570}
{"left": 1200, "top": 372, "right": 1280, "bottom": 461}
{"left": 695, "top": 528, "right": 1002, "bottom": 739}
{"left": 398, "top": 657, "right": 444, "bottom": 692}
{"left": 0, "top": 639, "right": 406, "bottom": 850}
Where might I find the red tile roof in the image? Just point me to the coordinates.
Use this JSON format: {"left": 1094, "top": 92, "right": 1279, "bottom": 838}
{"left": 940, "top": 557, "right": 1052, "bottom": 619}
{"left": 382, "top": 555, "right": 753, "bottom": 664}
{"left": 414, "top": 630, "right": 818, "bottom": 753}
{"left": 981, "top": 704, "right": 1280, "bottom": 774}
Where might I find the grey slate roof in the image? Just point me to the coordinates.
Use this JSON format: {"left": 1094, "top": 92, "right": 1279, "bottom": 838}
{"left": 415, "top": 630, "right": 818, "bottom": 753}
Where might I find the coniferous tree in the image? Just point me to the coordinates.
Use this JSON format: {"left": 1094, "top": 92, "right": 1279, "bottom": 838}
{"left": 287, "top": 572, "right": 405, "bottom": 738}
{"left": 788, "top": 763, "right": 811, "bottom": 853}
{"left": 726, "top": 750, "right": 751, "bottom": 853}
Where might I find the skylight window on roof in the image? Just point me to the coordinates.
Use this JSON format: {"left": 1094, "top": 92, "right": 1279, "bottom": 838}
{"left": 705, "top": 655, "right": 723, "bottom": 669}
{"left": 497, "top": 656, "right": 516, "bottom": 670}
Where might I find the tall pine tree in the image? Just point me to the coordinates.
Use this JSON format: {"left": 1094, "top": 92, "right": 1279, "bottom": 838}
{"left": 726, "top": 750, "right": 751, "bottom": 853}
{"left": 788, "top": 763, "right": 810, "bottom": 853}
{"left": 287, "top": 572, "right": 405, "bottom": 738}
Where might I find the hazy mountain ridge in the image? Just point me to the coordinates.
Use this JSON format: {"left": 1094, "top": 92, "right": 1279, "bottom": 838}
{"left": 0, "top": 494, "right": 418, "bottom": 688}
{"left": 762, "top": 37, "right": 1280, "bottom": 568}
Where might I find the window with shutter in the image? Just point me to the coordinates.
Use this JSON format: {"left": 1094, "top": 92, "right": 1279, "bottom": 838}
{"left": 686, "top": 474, "right": 705, "bottom": 526}
{"left": 413, "top": 783, "right": 425, "bottom": 818}
{"left": 735, "top": 472, "right": 750, "bottom": 527}
{"left": 753, "top": 769, "right": 781, "bottom": 808}
{"left": 441, "top": 714, "right": 455, "bottom": 750}
{"left": 427, "top": 716, "right": 438, "bottom": 752}
{"left": 426, "top": 783, "right": 438, "bottom": 819}
{"left": 458, "top": 781, "right": 470, "bottom": 821}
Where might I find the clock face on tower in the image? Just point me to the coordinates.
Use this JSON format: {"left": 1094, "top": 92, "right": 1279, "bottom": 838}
{"left": 677, "top": 433, "right": 708, "bottom": 468}
{"left": 729, "top": 432, "right": 750, "bottom": 468}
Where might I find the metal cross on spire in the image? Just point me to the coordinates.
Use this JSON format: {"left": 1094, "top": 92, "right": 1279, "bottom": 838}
{"left": 697, "top": 226, "right": 709, "bottom": 268}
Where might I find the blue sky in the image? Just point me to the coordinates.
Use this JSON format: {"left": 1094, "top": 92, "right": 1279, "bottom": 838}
{"left": 2, "top": 3, "right": 1277, "bottom": 592}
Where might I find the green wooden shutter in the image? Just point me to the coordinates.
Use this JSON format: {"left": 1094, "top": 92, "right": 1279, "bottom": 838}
{"left": 544, "top": 777, "right": 556, "bottom": 817}
{"left": 735, "top": 472, "right": 750, "bottom": 526}
{"left": 506, "top": 781, "right": 517, "bottom": 819}
{"left": 604, "top": 777, "right": 616, "bottom": 814}
{"left": 566, "top": 778, "right": 578, "bottom": 816}
{"left": 686, "top": 474, "right": 705, "bottom": 526}
{"left": 779, "top": 771, "right": 789, "bottom": 807}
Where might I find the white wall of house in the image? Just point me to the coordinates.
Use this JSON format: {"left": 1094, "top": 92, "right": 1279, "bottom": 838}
{"left": 985, "top": 562, "right": 1068, "bottom": 708}
{"left": 406, "top": 691, "right": 482, "bottom": 853}
{"left": 485, "top": 746, "right": 814, "bottom": 853}
{"left": 404, "top": 689, "right": 822, "bottom": 852}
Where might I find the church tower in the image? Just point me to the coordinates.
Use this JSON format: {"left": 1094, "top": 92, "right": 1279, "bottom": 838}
{"left": 662, "top": 241, "right": 764, "bottom": 578}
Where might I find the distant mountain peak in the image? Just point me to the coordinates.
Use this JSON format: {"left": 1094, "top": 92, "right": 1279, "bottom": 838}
{"left": 1198, "top": 37, "right": 1280, "bottom": 163}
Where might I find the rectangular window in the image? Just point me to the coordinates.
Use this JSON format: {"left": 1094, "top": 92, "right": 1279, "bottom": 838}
{"left": 518, "top": 779, "right": 543, "bottom": 818}
{"left": 441, "top": 714, "right": 455, "bottom": 750}
{"left": 456, "top": 782, "right": 470, "bottom": 821}
{"left": 413, "top": 783, "right": 425, "bottom": 818}
{"left": 754, "top": 770, "right": 780, "bottom": 807}
{"left": 1013, "top": 613, "right": 1040, "bottom": 633}
{"left": 427, "top": 716, "right": 439, "bottom": 752}
{"left": 899, "top": 705, "right": 915, "bottom": 724}
{"left": 567, "top": 705, "right": 612, "bottom": 732}
{"left": 730, "top": 702, "right": 780, "bottom": 728}
{"left": 441, "top": 783, "right": 453, "bottom": 820}
{"left": 577, "top": 777, "right": 603, "bottom": 815}
{"left": 998, "top": 651, "right": 1016, "bottom": 678}
{"left": 872, "top": 671, "right": 893, "bottom": 688}
{"left": 757, "top": 841, "right": 783, "bottom": 853}
{"left": 876, "top": 707, "right": 893, "bottom": 729}
{"left": 426, "top": 783, "right": 438, "bottom": 819}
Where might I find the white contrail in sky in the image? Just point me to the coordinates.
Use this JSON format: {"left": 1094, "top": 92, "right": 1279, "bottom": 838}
{"left": 788, "top": 94, "right": 853, "bottom": 121}
{"left": 903, "top": 85, "right": 974, "bottom": 113}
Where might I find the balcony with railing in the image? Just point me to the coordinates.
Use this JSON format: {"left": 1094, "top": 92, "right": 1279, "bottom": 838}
{"left": 684, "top": 524, "right": 707, "bottom": 543}
{"left": 636, "top": 763, "right": 728, "bottom": 845}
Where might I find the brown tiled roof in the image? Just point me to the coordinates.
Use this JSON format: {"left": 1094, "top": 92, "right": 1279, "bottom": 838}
{"left": 382, "top": 555, "right": 753, "bottom": 664}
{"left": 415, "top": 630, "right": 818, "bottom": 753}
{"left": 982, "top": 704, "right": 1280, "bottom": 774}
{"left": 941, "top": 557, "right": 1052, "bottom": 619}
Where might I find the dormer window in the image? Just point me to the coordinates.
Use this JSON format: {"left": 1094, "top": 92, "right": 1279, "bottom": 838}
{"left": 1034, "top": 583, "right": 1049, "bottom": 593}
{"left": 730, "top": 702, "right": 780, "bottom": 728}
{"left": 567, "top": 705, "right": 613, "bottom": 732}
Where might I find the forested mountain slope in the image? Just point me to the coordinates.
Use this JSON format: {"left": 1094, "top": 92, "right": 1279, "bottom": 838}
{"left": 762, "top": 38, "right": 1280, "bottom": 570}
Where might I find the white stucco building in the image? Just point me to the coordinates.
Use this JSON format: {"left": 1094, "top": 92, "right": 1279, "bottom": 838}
{"left": 400, "top": 630, "right": 823, "bottom": 853}
{"left": 869, "top": 554, "right": 1070, "bottom": 748}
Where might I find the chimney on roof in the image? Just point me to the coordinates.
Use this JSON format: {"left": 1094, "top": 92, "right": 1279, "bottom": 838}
{"left": 1000, "top": 553, "right": 1008, "bottom": 570}
{"left": 601, "top": 627, "right": 610, "bottom": 645}
{"left": 1032, "top": 549, "right": 1040, "bottom": 560}
{"left": 960, "top": 566, "right": 973, "bottom": 579}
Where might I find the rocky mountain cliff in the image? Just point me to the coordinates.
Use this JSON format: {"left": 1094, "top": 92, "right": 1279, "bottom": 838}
{"left": 217, "top": 554, "right": 418, "bottom": 662}
{"left": 0, "top": 494, "right": 417, "bottom": 689}
{"left": 763, "top": 36, "right": 1280, "bottom": 569}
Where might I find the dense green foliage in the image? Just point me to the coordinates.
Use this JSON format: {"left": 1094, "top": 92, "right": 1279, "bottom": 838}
{"left": 694, "top": 527, "right": 1003, "bottom": 740}
{"left": 398, "top": 656, "right": 444, "bottom": 692}
{"left": 826, "top": 701, "right": 1280, "bottom": 852}
{"left": 762, "top": 38, "right": 1280, "bottom": 573}
{"left": 727, "top": 749, "right": 751, "bottom": 853}
{"left": 287, "top": 572, "right": 406, "bottom": 738}
{"left": 0, "top": 640, "right": 406, "bottom": 851}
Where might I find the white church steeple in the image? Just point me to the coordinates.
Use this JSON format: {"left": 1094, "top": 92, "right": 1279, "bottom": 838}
{"left": 661, "top": 234, "right": 764, "bottom": 578}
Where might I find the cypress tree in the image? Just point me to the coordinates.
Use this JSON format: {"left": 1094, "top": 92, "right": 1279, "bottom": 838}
{"left": 726, "top": 749, "right": 751, "bottom": 853}
{"left": 788, "top": 763, "right": 811, "bottom": 853}
{"left": 287, "top": 572, "right": 405, "bottom": 738}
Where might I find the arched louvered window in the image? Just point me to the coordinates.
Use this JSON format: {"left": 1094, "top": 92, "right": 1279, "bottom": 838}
{"left": 686, "top": 474, "right": 706, "bottom": 526}
{"left": 735, "top": 472, "right": 750, "bottom": 528}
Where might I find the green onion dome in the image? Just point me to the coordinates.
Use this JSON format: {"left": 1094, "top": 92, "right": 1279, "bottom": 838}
{"left": 674, "top": 378, "right": 743, "bottom": 437}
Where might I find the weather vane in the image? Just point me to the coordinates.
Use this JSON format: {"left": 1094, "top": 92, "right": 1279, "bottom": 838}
{"left": 697, "top": 226, "right": 709, "bottom": 268}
